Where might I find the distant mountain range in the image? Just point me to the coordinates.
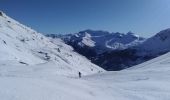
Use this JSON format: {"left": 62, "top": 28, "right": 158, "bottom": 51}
{"left": 47, "top": 30, "right": 145, "bottom": 54}
{"left": 47, "top": 28, "right": 170, "bottom": 71}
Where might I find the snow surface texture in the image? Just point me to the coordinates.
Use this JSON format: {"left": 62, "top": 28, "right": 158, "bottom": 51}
{"left": 0, "top": 11, "right": 104, "bottom": 77}
{"left": 0, "top": 51, "right": 170, "bottom": 100}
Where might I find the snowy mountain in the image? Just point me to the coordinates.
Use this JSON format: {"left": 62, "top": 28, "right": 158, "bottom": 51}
{"left": 47, "top": 30, "right": 146, "bottom": 70}
{"left": 47, "top": 30, "right": 145, "bottom": 71}
{"left": 47, "top": 29, "right": 145, "bottom": 54}
{"left": 138, "top": 28, "right": 170, "bottom": 55}
{"left": 92, "top": 28, "right": 170, "bottom": 70}
{"left": 47, "top": 28, "right": 170, "bottom": 71}
{"left": 0, "top": 11, "right": 104, "bottom": 77}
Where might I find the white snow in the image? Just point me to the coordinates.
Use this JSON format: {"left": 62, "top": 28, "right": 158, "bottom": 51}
{"left": 0, "top": 51, "right": 170, "bottom": 100}
{"left": 81, "top": 32, "right": 96, "bottom": 47}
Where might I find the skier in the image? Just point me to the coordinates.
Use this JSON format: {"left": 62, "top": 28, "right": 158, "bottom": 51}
{"left": 0, "top": 11, "right": 3, "bottom": 16}
{"left": 57, "top": 48, "right": 61, "bottom": 52}
{"left": 78, "top": 72, "right": 82, "bottom": 78}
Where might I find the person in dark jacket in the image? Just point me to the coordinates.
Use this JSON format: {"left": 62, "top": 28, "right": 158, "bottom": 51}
{"left": 78, "top": 72, "right": 82, "bottom": 78}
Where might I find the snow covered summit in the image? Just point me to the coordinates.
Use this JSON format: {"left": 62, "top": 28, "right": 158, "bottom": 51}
{"left": 0, "top": 11, "right": 104, "bottom": 77}
{"left": 139, "top": 28, "right": 170, "bottom": 55}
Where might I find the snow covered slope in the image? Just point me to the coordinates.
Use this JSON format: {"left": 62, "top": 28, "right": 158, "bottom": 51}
{"left": 84, "top": 52, "right": 170, "bottom": 100}
{"left": 0, "top": 11, "right": 104, "bottom": 76}
{"left": 127, "top": 52, "right": 170, "bottom": 71}
{"left": 0, "top": 51, "right": 170, "bottom": 100}
{"left": 138, "top": 28, "right": 170, "bottom": 55}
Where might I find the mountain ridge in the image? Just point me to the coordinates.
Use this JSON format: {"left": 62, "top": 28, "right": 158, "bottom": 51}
{"left": 47, "top": 28, "right": 170, "bottom": 71}
{"left": 47, "top": 29, "right": 145, "bottom": 54}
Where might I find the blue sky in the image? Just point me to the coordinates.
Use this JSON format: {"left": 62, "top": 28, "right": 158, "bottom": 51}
{"left": 0, "top": 0, "right": 170, "bottom": 37}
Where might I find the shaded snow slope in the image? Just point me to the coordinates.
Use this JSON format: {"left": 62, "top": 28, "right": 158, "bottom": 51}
{"left": 0, "top": 11, "right": 104, "bottom": 76}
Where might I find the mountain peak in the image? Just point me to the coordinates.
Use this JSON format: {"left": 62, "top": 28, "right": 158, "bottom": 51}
{"left": 127, "top": 31, "right": 135, "bottom": 35}
{"left": 0, "top": 11, "right": 3, "bottom": 14}
{"left": 139, "top": 28, "right": 170, "bottom": 55}
{"left": 0, "top": 11, "right": 5, "bottom": 17}
{"left": 79, "top": 29, "right": 110, "bottom": 36}
{"left": 126, "top": 31, "right": 140, "bottom": 38}
{"left": 156, "top": 28, "right": 170, "bottom": 41}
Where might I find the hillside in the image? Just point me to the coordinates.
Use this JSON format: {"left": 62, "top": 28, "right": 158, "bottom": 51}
{"left": 0, "top": 11, "right": 104, "bottom": 77}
